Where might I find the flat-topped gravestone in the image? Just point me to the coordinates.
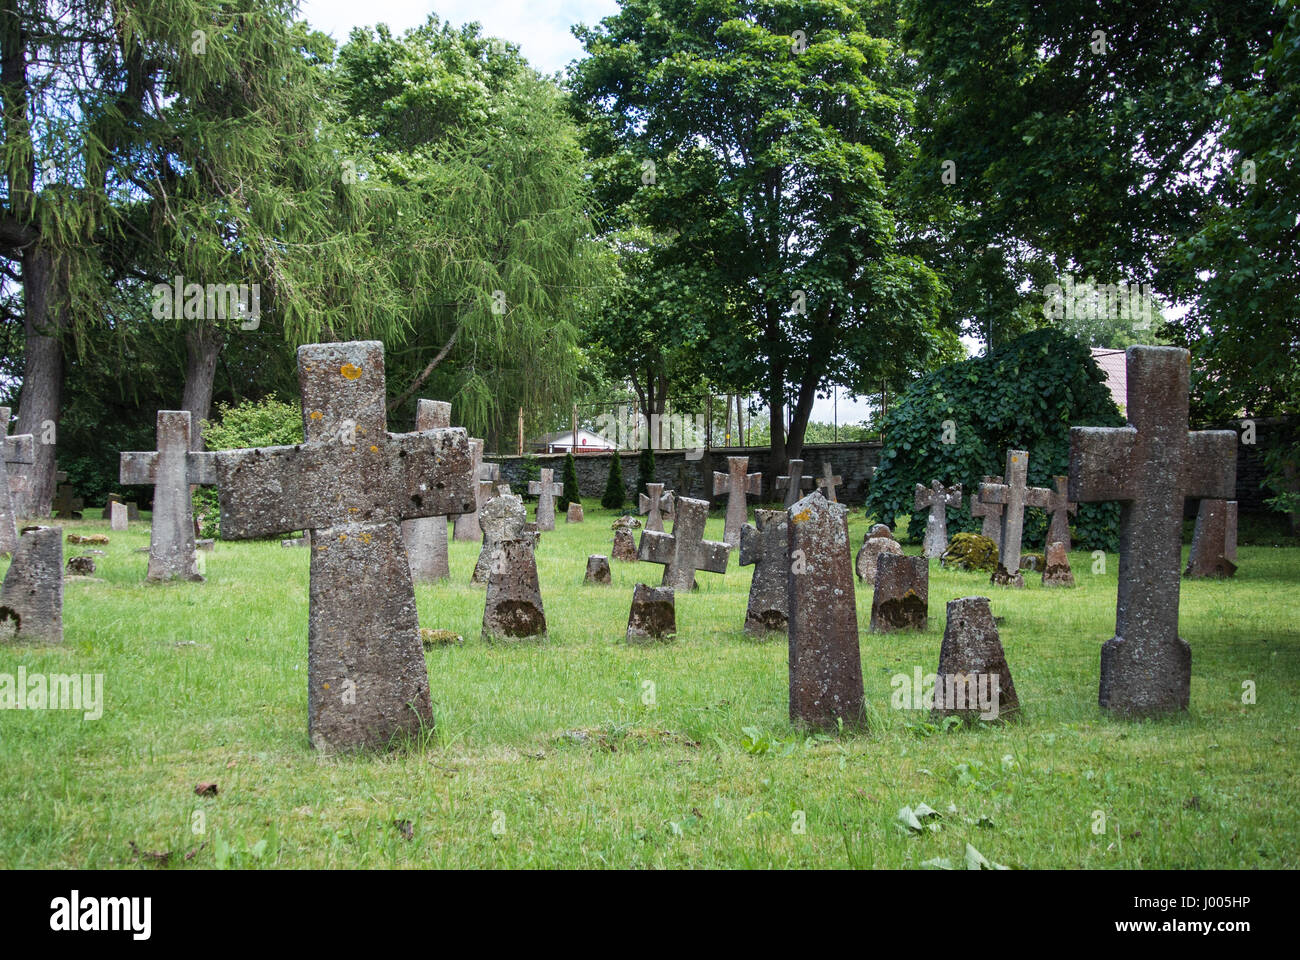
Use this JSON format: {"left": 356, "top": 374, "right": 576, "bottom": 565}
{"left": 120, "top": 410, "right": 217, "bottom": 582}
{"left": 914, "top": 480, "right": 962, "bottom": 558}
{"left": 969, "top": 475, "right": 1004, "bottom": 547}
{"left": 1041, "top": 541, "right": 1075, "bottom": 587}
{"left": 3, "top": 409, "right": 33, "bottom": 519}
{"left": 638, "top": 482, "right": 674, "bottom": 533}
{"left": 482, "top": 535, "right": 546, "bottom": 641}
{"left": 1070, "top": 345, "right": 1236, "bottom": 716}
{"left": 109, "top": 501, "right": 128, "bottom": 531}
{"left": 453, "top": 439, "right": 489, "bottom": 542}
{"left": 713, "top": 457, "right": 760, "bottom": 546}
{"left": 612, "top": 525, "right": 638, "bottom": 562}
{"left": 739, "top": 509, "right": 788, "bottom": 635}
{"left": 585, "top": 555, "right": 611, "bottom": 584}
{"left": 787, "top": 491, "right": 864, "bottom": 729}
{"left": 1225, "top": 501, "right": 1238, "bottom": 562}
{"left": 1044, "top": 476, "right": 1078, "bottom": 553}
{"left": 472, "top": 493, "right": 527, "bottom": 585}
{"left": 626, "top": 584, "right": 675, "bottom": 643}
{"left": 870, "top": 553, "right": 928, "bottom": 632}
{"left": 401, "top": 399, "right": 453, "bottom": 583}
{"left": 980, "top": 452, "right": 1052, "bottom": 587}
{"left": 0, "top": 526, "right": 63, "bottom": 643}
{"left": 815, "top": 462, "right": 843, "bottom": 503}
{"left": 0, "top": 410, "right": 34, "bottom": 555}
{"left": 855, "top": 526, "right": 902, "bottom": 584}
{"left": 776, "top": 459, "right": 815, "bottom": 509}
{"left": 567, "top": 502, "right": 584, "bottom": 523}
{"left": 215, "top": 340, "right": 475, "bottom": 752}
{"left": 933, "top": 597, "right": 1018, "bottom": 721}
{"left": 637, "top": 495, "right": 729, "bottom": 591}
{"left": 1185, "top": 499, "right": 1237, "bottom": 579}
{"left": 528, "top": 468, "right": 562, "bottom": 531}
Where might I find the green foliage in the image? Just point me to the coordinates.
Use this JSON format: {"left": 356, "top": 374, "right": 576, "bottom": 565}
{"left": 939, "top": 533, "right": 999, "bottom": 573}
{"left": 193, "top": 398, "right": 304, "bottom": 538}
{"left": 636, "top": 446, "right": 656, "bottom": 499}
{"left": 559, "top": 452, "right": 581, "bottom": 510}
{"left": 865, "top": 330, "right": 1124, "bottom": 551}
{"left": 519, "top": 456, "right": 541, "bottom": 501}
{"left": 602, "top": 453, "right": 625, "bottom": 509}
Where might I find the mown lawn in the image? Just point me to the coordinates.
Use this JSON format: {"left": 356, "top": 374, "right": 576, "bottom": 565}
{"left": 1, "top": 504, "right": 1297, "bottom": 868}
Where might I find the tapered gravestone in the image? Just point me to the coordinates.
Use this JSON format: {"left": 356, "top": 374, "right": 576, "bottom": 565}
{"left": 787, "top": 491, "right": 864, "bottom": 729}
{"left": 1225, "top": 501, "right": 1238, "bottom": 562}
{"left": 473, "top": 493, "right": 527, "bottom": 585}
{"left": 528, "top": 468, "right": 562, "bottom": 531}
{"left": 637, "top": 496, "right": 729, "bottom": 591}
{"left": 401, "top": 399, "right": 453, "bottom": 582}
{"left": 482, "top": 535, "right": 546, "bottom": 641}
{"left": 626, "top": 584, "right": 676, "bottom": 643}
{"left": 870, "top": 553, "right": 928, "bottom": 632}
{"left": 612, "top": 525, "right": 638, "bottom": 562}
{"left": 585, "top": 555, "right": 611, "bottom": 584}
{"left": 453, "top": 439, "right": 489, "bottom": 541}
{"left": 969, "top": 476, "right": 1004, "bottom": 546}
{"left": 933, "top": 597, "right": 1018, "bottom": 720}
{"left": 567, "top": 502, "right": 584, "bottom": 523}
{"left": 855, "top": 525, "right": 902, "bottom": 584}
{"left": 1044, "top": 476, "right": 1078, "bottom": 553}
{"left": 0, "top": 526, "right": 63, "bottom": 643}
{"left": 776, "top": 459, "right": 815, "bottom": 509}
{"left": 109, "top": 501, "right": 128, "bottom": 531}
{"left": 120, "top": 411, "right": 217, "bottom": 582}
{"left": 738, "top": 509, "right": 788, "bottom": 635}
{"left": 215, "top": 340, "right": 475, "bottom": 751}
{"left": 980, "top": 452, "right": 1052, "bottom": 587}
{"left": 914, "top": 480, "right": 962, "bottom": 558}
{"left": 1041, "top": 541, "right": 1075, "bottom": 587}
{"left": 1070, "top": 346, "right": 1236, "bottom": 716}
{"left": 0, "top": 411, "right": 34, "bottom": 555}
{"left": 713, "top": 457, "right": 760, "bottom": 546}
{"left": 815, "top": 462, "right": 842, "bottom": 503}
{"left": 638, "top": 482, "right": 675, "bottom": 533}
{"left": 1185, "top": 499, "right": 1237, "bottom": 579}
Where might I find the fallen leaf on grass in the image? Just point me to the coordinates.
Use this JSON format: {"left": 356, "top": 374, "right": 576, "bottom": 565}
{"left": 128, "top": 841, "right": 171, "bottom": 866}
{"left": 195, "top": 782, "right": 218, "bottom": 796}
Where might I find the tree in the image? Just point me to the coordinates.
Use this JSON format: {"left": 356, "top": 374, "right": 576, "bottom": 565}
{"left": 570, "top": 0, "right": 951, "bottom": 468}
{"left": 601, "top": 452, "right": 625, "bottom": 509}
{"left": 636, "top": 444, "right": 655, "bottom": 499}
{"left": 559, "top": 452, "right": 581, "bottom": 510}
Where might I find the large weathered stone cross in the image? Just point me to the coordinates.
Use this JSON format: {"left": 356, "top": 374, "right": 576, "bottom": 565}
{"left": 980, "top": 451, "right": 1052, "bottom": 579}
{"left": 1070, "top": 346, "right": 1235, "bottom": 716}
{"left": 0, "top": 407, "right": 34, "bottom": 555}
{"left": 712, "top": 456, "right": 760, "bottom": 545}
{"left": 120, "top": 411, "right": 217, "bottom": 582}
{"left": 637, "top": 495, "right": 730, "bottom": 591}
{"left": 638, "top": 481, "right": 674, "bottom": 533}
{"left": 815, "top": 462, "right": 843, "bottom": 503}
{"left": 914, "top": 479, "right": 962, "bottom": 558}
{"left": 1044, "top": 475, "right": 1078, "bottom": 553}
{"left": 215, "top": 341, "right": 475, "bottom": 751}
{"left": 776, "top": 459, "right": 814, "bottom": 508}
{"left": 528, "top": 468, "right": 563, "bottom": 531}
{"left": 401, "top": 399, "right": 452, "bottom": 583}
{"left": 969, "top": 475, "right": 1004, "bottom": 546}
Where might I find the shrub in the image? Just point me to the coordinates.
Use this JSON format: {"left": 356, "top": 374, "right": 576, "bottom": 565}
{"left": 636, "top": 445, "right": 655, "bottom": 498}
{"left": 602, "top": 453, "right": 626, "bottom": 508}
{"left": 559, "top": 452, "right": 581, "bottom": 510}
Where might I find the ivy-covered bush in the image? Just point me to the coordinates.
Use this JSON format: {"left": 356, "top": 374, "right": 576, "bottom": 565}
{"left": 865, "top": 330, "right": 1124, "bottom": 551}
{"left": 193, "top": 397, "right": 304, "bottom": 539}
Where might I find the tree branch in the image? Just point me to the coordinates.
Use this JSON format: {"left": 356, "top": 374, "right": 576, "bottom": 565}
{"left": 387, "top": 326, "right": 461, "bottom": 413}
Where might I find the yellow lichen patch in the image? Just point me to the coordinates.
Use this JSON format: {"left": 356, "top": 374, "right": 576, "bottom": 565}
{"left": 360, "top": 533, "right": 372, "bottom": 545}
{"left": 792, "top": 508, "right": 811, "bottom": 524}
{"left": 348, "top": 506, "right": 358, "bottom": 513}
{"left": 338, "top": 534, "right": 348, "bottom": 542}
{"left": 323, "top": 682, "right": 330, "bottom": 690}
{"left": 340, "top": 363, "right": 362, "bottom": 380}
{"left": 309, "top": 410, "right": 323, "bottom": 421}
{"left": 369, "top": 444, "right": 378, "bottom": 453}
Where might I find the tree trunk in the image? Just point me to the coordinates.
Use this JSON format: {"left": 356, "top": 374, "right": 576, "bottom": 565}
{"left": 767, "top": 359, "right": 787, "bottom": 470}
{"left": 182, "top": 324, "right": 223, "bottom": 450}
{"left": 785, "top": 374, "right": 819, "bottom": 464}
{"left": 14, "top": 246, "right": 66, "bottom": 516}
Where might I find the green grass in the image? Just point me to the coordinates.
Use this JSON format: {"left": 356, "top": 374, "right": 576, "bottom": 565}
{"left": 1, "top": 504, "right": 1297, "bottom": 869}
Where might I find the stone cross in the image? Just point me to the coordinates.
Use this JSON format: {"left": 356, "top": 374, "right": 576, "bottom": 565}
{"left": 738, "top": 508, "right": 788, "bottom": 634}
{"left": 638, "top": 482, "right": 675, "bottom": 533}
{"left": 473, "top": 493, "right": 527, "bottom": 584}
{"left": 968, "top": 475, "right": 1003, "bottom": 546}
{"left": 815, "top": 462, "right": 843, "bottom": 503}
{"left": 51, "top": 471, "right": 83, "bottom": 520}
{"left": 0, "top": 409, "right": 34, "bottom": 555}
{"left": 528, "top": 468, "right": 562, "bottom": 531}
{"left": 401, "top": 399, "right": 452, "bottom": 582}
{"left": 1069, "top": 345, "right": 1236, "bottom": 716}
{"left": 914, "top": 480, "right": 962, "bottom": 558}
{"left": 979, "top": 452, "right": 1052, "bottom": 584}
{"left": 713, "top": 457, "right": 761, "bottom": 545}
{"left": 787, "top": 491, "right": 864, "bottom": 729}
{"left": 214, "top": 341, "right": 475, "bottom": 752}
{"left": 776, "top": 459, "right": 815, "bottom": 508}
{"left": 637, "top": 495, "right": 729, "bottom": 591}
{"left": 453, "top": 439, "right": 490, "bottom": 542}
{"left": 120, "top": 410, "right": 217, "bottom": 582}
{"left": 1044, "top": 476, "right": 1078, "bottom": 553}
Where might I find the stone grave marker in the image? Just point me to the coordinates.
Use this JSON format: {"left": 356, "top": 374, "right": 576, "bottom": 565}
{"left": 215, "top": 340, "right": 475, "bottom": 751}
{"left": 914, "top": 480, "right": 962, "bottom": 559}
{"left": 50, "top": 472, "right": 83, "bottom": 520}
{"left": 787, "top": 491, "right": 864, "bottom": 729}
{"left": 585, "top": 555, "right": 611, "bottom": 584}
{"left": 0, "top": 412, "right": 34, "bottom": 555}
{"left": 870, "top": 553, "right": 928, "bottom": 632}
{"left": 855, "top": 524, "right": 902, "bottom": 584}
{"left": 713, "top": 457, "right": 760, "bottom": 546}
{"left": 612, "top": 525, "right": 638, "bottom": 562}
{"left": 1225, "top": 501, "right": 1238, "bottom": 562}
{"left": 969, "top": 475, "right": 1004, "bottom": 547}
{"left": 776, "top": 459, "right": 814, "bottom": 509}
{"left": 0, "top": 526, "right": 63, "bottom": 643}
{"left": 482, "top": 534, "right": 546, "bottom": 641}
{"left": 1184, "top": 498, "right": 1237, "bottom": 579}
{"left": 637, "top": 495, "right": 729, "bottom": 591}
{"left": 638, "top": 482, "right": 674, "bottom": 533}
{"left": 626, "top": 584, "right": 675, "bottom": 644}
{"left": 739, "top": 508, "right": 788, "bottom": 635}
{"left": 401, "top": 399, "right": 453, "bottom": 583}
{"left": 472, "top": 493, "right": 527, "bottom": 585}
{"left": 1069, "top": 345, "right": 1236, "bottom": 716}
{"left": 932, "top": 596, "right": 1018, "bottom": 721}
{"left": 120, "top": 410, "right": 218, "bottom": 582}
{"left": 528, "top": 468, "right": 563, "bottom": 531}
{"left": 1044, "top": 476, "right": 1078, "bottom": 553}
{"left": 980, "top": 452, "right": 1052, "bottom": 586}
{"left": 1041, "top": 541, "right": 1075, "bottom": 587}
{"left": 567, "top": 502, "right": 584, "bottom": 523}
{"left": 453, "top": 439, "right": 489, "bottom": 541}
{"left": 815, "top": 462, "right": 843, "bottom": 503}
{"left": 109, "top": 501, "right": 128, "bottom": 531}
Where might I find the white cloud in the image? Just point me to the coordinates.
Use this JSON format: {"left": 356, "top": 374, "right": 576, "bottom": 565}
{"left": 297, "top": 0, "right": 619, "bottom": 75}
